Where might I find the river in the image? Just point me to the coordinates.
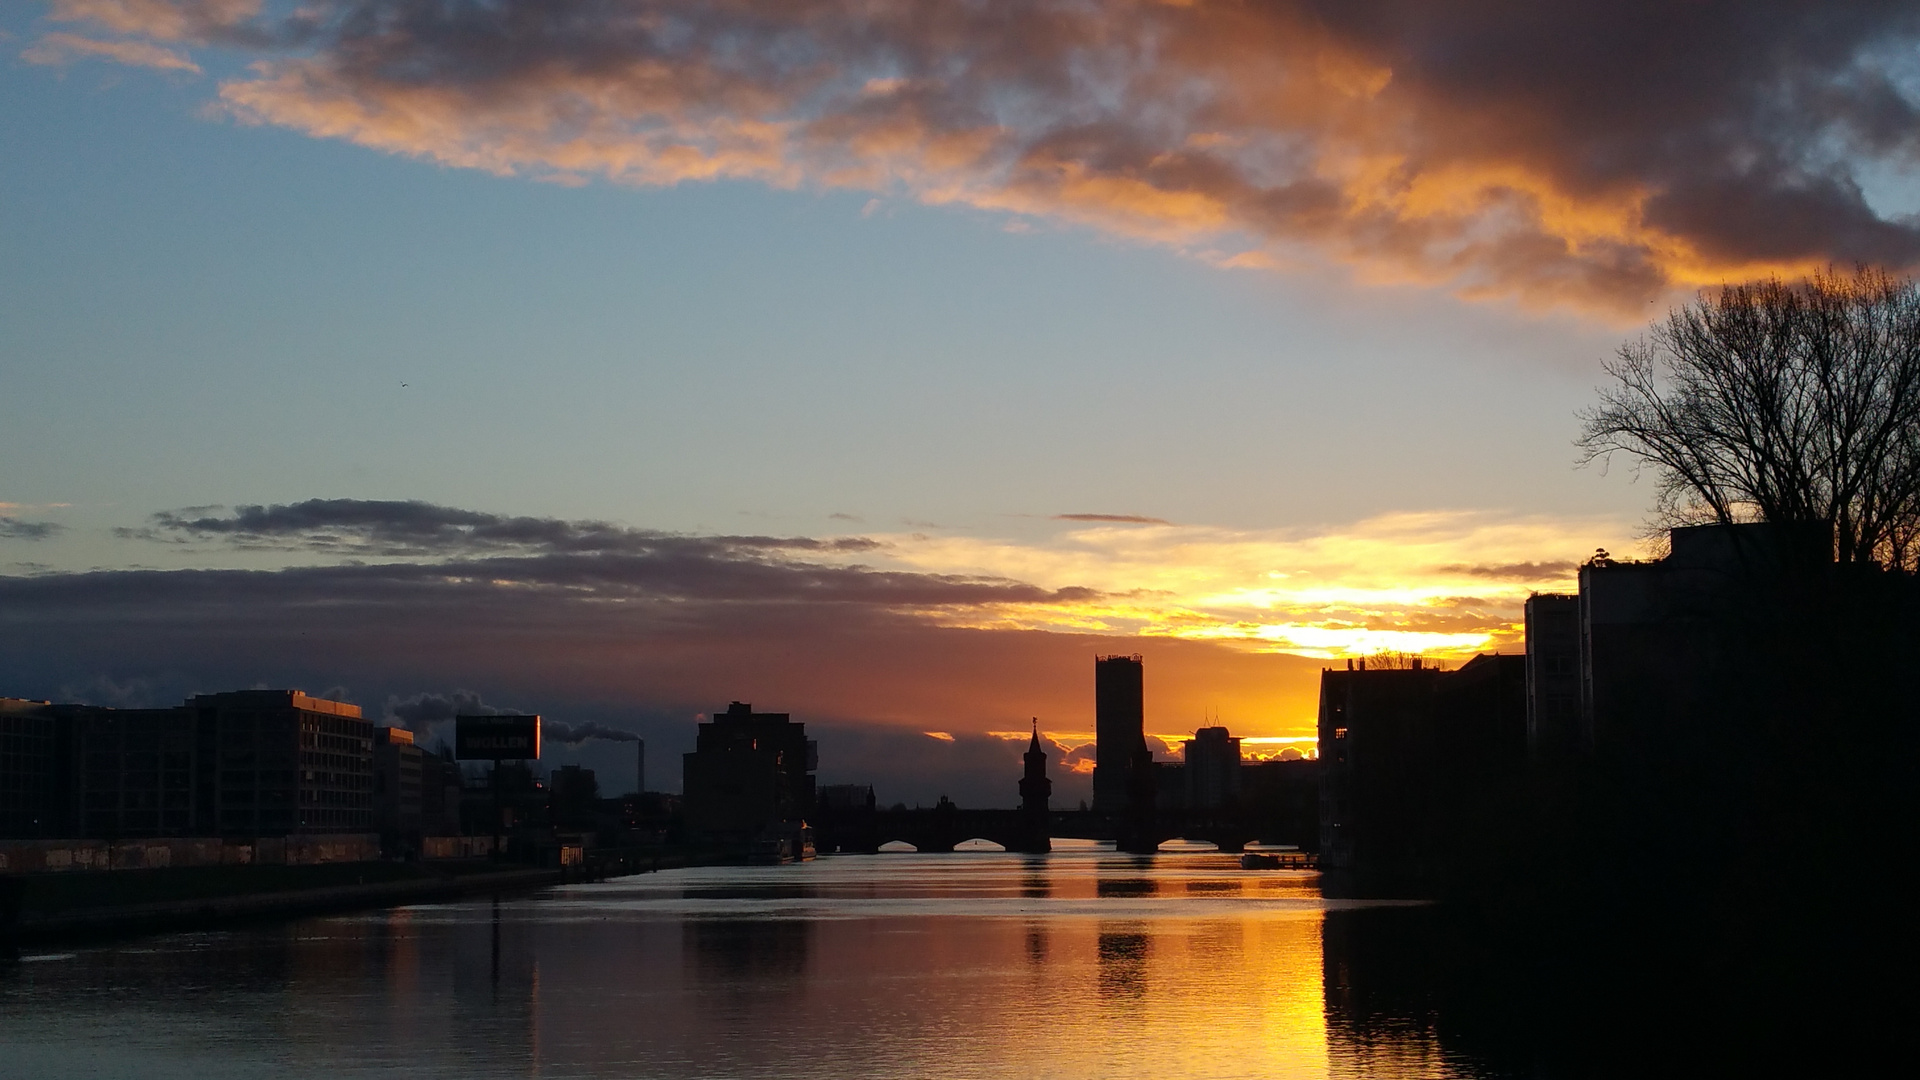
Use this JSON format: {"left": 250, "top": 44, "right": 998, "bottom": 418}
{"left": 1, "top": 844, "right": 1513, "bottom": 1079}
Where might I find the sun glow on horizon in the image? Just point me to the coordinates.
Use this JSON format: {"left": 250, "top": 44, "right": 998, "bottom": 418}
{"left": 847, "top": 510, "right": 1626, "bottom": 662}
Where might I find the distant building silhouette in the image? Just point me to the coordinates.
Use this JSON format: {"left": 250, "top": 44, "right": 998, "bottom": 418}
{"left": 548, "top": 764, "right": 601, "bottom": 829}
{"left": 682, "top": 702, "right": 817, "bottom": 860}
{"left": 1181, "top": 727, "right": 1242, "bottom": 809}
{"left": 1240, "top": 757, "right": 1319, "bottom": 847}
{"left": 418, "top": 746, "right": 462, "bottom": 837}
{"left": 817, "top": 783, "right": 876, "bottom": 812}
{"left": 1093, "top": 655, "right": 1146, "bottom": 813}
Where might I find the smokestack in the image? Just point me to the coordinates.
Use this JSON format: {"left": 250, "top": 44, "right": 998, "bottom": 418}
{"left": 636, "top": 738, "right": 646, "bottom": 795}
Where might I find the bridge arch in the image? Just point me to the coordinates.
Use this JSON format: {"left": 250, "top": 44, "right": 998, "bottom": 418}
{"left": 1157, "top": 837, "right": 1225, "bottom": 852}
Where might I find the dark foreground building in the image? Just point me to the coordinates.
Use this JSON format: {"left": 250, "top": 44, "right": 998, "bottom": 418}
{"left": 1317, "top": 654, "right": 1526, "bottom": 877}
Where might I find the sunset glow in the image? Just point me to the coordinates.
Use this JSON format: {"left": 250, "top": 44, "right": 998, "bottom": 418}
{"left": 7, "top": 0, "right": 1914, "bottom": 806}
{"left": 855, "top": 512, "right": 1621, "bottom": 660}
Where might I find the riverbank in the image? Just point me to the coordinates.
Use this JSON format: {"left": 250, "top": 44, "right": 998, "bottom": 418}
{"left": 1, "top": 848, "right": 752, "bottom": 952}
{"left": 4, "top": 862, "right": 558, "bottom": 949}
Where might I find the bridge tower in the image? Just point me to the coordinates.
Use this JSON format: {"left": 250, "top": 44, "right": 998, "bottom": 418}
{"left": 1019, "top": 720, "right": 1052, "bottom": 813}
{"left": 1015, "top": 719, "right": 1053, "bottom": 853}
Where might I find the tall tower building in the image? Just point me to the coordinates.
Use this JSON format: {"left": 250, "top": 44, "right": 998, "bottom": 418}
{"left": 1092, "top": 654, "right": 1146, "bottom": 813}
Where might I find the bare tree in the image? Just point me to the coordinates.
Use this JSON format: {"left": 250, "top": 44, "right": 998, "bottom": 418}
{"left": 1579, "top": 267, "right": 1920, "bottom": 570}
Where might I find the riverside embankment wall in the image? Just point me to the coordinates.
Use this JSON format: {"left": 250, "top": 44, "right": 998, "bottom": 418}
{"left": 0, "top": 834, "right": 379, "bottom": 873}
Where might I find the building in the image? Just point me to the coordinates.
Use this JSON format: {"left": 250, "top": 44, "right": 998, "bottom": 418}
{"left": 0, "top": 689, "right": 376, "bottom": 841}
{"left": 1092, "top": 655, "right": 1147, "bottom": 813}
{"left": 1532, "top": 522, "right": 1835, "bottom": 756}
{"left": 191, "top": 690, "right": 373, "bottom": 835}
{"left": 0, "top": 699, "right": 71, "bottom": 838}
{"left": 1240, "top": 757, "right": 1319, "bottom": 848}
{"left": 69, "top": 705, "right": 202, "bottom": 839}
{"left": 549, "top": 764, "right": 601, "bottom": 829}
{"left": 1317, "top": 661, "right": 1442, "bottom": 873}
{"left": 418, "top": 747, "right": 463, "bottom": 836}
{"left": 682, "top": 702, "right": 818, "bottom": 851}
{"left": 1316, "top": 655, "right": 1526, "bottom": 876}
{"left": 818, "top": 783, "right": 875, "bottom": 812}
{"left": 1524, "top": 593, "right": 1582, "bottom": 756}
{"left": 373, "top": 726, "right": 424, "bottom": 845}
{"left": 1182, "top": 726, "right": 1242, "bottom": 809}
{"left": 1, "top": 699, "right": 204, "bottom": 840}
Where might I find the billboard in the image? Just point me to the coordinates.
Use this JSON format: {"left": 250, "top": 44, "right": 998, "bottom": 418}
{"left": 455, "top": 714, "right": 542, "bottom": 760}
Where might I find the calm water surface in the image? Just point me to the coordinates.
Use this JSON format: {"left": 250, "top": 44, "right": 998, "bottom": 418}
{"left": 0, "top": 844, "right": 1499, "bottom": 1079}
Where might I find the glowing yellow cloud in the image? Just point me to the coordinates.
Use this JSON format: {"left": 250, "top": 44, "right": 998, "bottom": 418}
{"left": 824, "top": 510, "right": 1627, "bottom": 661}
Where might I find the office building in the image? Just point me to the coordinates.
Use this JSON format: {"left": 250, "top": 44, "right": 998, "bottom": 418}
{"left": 682, "top": 702, "right": 817, "bottom": 845}
{"left": 373, "top": 725, "right": 424, "bottom": 842}
{"left": 1093, "top": 655, "right": 1147, "bottom": 813}
{"left": 70, "top": 705, "right": 202, "bottom": 839}
{"left": 418, "top": 747, "right": 463, "bottom": 836}
{"left": 0, "top": 689, "right": 375, "bottom": 840}
{"left": 1182, "top": 726, "right": 1242, "bottom": 809}
{"left": 1, "top": 699, "right": 69, "bottom": 838}
{"left": 191, "top": 690, "right": 373, "bottom": 835}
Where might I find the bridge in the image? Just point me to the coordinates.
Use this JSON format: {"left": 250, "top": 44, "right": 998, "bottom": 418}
{"left": 812, "top": 800, "right": 1312, "bottom": 855}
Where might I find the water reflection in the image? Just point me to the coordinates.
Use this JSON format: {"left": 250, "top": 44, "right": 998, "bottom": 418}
{"left": 685, "top": 917, "right": 811, "bottom": 980}
{"left": 1096, "top": 877, "right": 1158, "bottom": 898}
{"left": 1096, "top": 925, "right": 1151, "bottom": 1000}
{"left": 1020, "top": 865, "right": 1050, "bottom": 899}
{"left": 0, "top": 850, "right": 1501, "bottom": 1079}
{"left": 1024, "top": 922, "right": 1048, "bottom": 965}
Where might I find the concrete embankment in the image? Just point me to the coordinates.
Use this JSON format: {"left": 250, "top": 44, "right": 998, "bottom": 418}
{"left": 1, "top": 848, "right": 747, "bottom": 952}
{"left": 3, "top": 865, "right": 563, "bottom": 950}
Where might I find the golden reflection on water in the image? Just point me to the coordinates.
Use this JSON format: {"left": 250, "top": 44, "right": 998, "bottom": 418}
{"left": 0, "top": 849, "right": 1478, "bottom": 1080}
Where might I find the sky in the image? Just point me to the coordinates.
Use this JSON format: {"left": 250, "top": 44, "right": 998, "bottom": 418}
{"left": 5, "top": 0, "right": 1920, "bottom": 805}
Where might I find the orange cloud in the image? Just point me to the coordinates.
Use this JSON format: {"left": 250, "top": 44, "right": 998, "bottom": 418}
{"left": 40, "top": 0, "right": 1920, "bottom": 315}
{"left": 22, "top": 31, "right": 200, "bottom": 73}
{"left": 855, "top": 511, "right": 1631, "bottom": 660}
{"left": 49, "top": 0, "right": 256, "bottom": 42}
